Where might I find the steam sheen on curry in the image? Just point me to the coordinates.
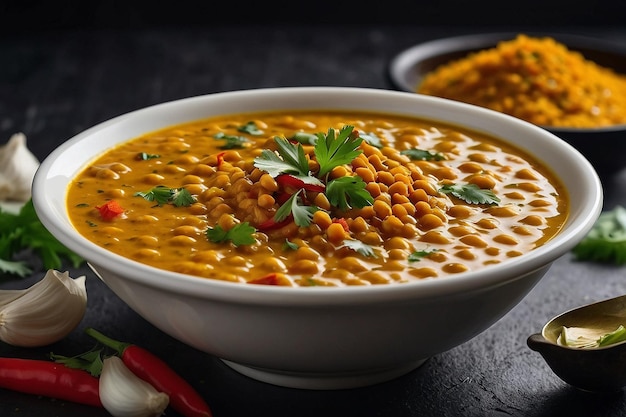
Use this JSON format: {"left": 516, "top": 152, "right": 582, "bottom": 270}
{"left": 66, "top": 110, "right": 568, "bottom": 286}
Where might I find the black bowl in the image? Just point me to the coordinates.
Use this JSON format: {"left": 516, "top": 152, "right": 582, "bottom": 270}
{"left": 388, "top": 32, "right": 626, "bottom": 179}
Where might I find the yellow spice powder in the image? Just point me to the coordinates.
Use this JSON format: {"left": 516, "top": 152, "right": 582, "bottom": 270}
{"left": 417, "top": 34, "right": 626, "bottom": 128}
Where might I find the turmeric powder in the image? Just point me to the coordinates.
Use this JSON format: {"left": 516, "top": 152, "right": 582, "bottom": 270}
{"left": 417, "top": 34, "right": 626, "bottom": 128}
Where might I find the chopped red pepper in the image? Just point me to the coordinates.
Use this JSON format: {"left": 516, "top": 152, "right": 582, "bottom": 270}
{"left": 249, "top": 273, "right": 280, "bottom": 285}
{"left": 257, "top": 215, "right": 293, "bottom": 231}
{"left": 276, "top": 174, "right": 325, "bottom": 193}
{"left": 85, "top": 328, "right": 212, "bottom": 417}
{"left": 216, "top": 151, "right": 226, "bottom": 169}
{"left": 0, "top": 358, "right": 102, "bottom": 407}
{"left": 95, "top": 200, "right": 124, "bottom": 221}
{"left": 332, "top": 217, "right": 350, "bottom": 232}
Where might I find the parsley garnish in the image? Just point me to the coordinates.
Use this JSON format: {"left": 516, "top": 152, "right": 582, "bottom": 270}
{"left": 573, "top": 205, "right": 626, "bottom": 264}
{"left": 341, "top": 239, "right": 377, "bottom": 257}
{"left": 439, "top": 183, "right": 500, "bottom": 205}
{"left": 253, "top": 125, "right": 374, "bottom": 228}
{"left": 206, "top": 222, "right": 256, "bottom": 246}
{"left": 213, "top": 132, "right": 251, "bottom": 149}
{"left": 136, "top": 152, "right": 161, "bottom": 160}
{"left": 400, "top": 148, "right": 446, "bottom": 161}
{"left": 238, "top": 121, "right": 264, "bottom": 136}
{"left": 0, "top": 199, "right": 83, "bottom": 277}
{"left": 315, "top": 126, "right": 364, "bottom": 178}
{"left": 408, "top": 249, "right": 438, "bottom": 262}
{"left": 134, "top": 186, "right": 197, "bottom": 207}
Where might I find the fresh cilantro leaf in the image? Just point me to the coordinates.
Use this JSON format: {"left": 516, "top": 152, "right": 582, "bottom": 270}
{"left": 359, "top": 132, "right": 384, "bottom": 148}
{"left": 206, "top": 222, "right": 256, "bottom": 246}
{"left": 341, "top": 239, "right": 377, "bottom": 257}
{"left": 283, "top": 239, "right": 299, "bottom": 250}
{"left": 135, "top": 185, "right": 172, "bottom": 206}
{"left": 274, "top": 191, "right": 318, "bottom": 227}
{"left": 50, "top": 348, "right": 104, "bottom": 377}
{"left": 0, "top": 199, "right": 83, "bottom": 277}
{"left": 400, "top": 148, "right": 446, "bottom": 161}
{"left": 408, "top": 249, "right": 438, "bottom": 262}
{"left": 573, "top": 205, "right": 626, "bottom": 264}
{"left": 237, "top": 121, "right": 264, "bottom": 136}
{"left": 439, "top": 183, "right": 500, "bottom": 205}
{"left": 326, "top": 176, "right": 373, "bottom": 210}
{"left": 291, "top": 132, "right": 318, "bottom": 145}
{"left": 253, "top": 137, "right": 310, "bottom": 177}
{"left": 171, "top": 188, "right": 196, "bottom": 207}
{"left": 0, "top": 258, "right": 31, "bottom": 277}
{"left": 136, "top": 152, "right": 161, "bottom": 160}
{"left": 315, "top": 126, "right": 363, "bottom": 177}
{"left": 135, "top": 186, "right": 196, "bottom": 207}
{"left": 274, "top": 137, "right": 310, "bottom": 175}
{"left": 213, "top": 132, "right": 251, "bottom": 149}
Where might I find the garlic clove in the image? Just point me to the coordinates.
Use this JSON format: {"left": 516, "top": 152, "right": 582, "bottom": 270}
{"left": 100, "top": 356, "right": 170, "bottom": 417}
{"left": 0, "top": 133, "right": 40, "bottom": 202}
{"left": 0, "top": 269, "right": 87, "bottom": 347}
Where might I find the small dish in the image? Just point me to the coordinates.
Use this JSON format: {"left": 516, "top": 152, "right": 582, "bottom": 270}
{"left": 527, "top": 294, "right": 626, "bottom": 392}
{"left": 388, "top": 32, "right": 626, "bottom": 178}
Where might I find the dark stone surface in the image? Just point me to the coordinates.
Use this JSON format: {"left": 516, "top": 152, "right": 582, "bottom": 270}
{"left": 2, "top": 20, "right": 626, "bottom": 417}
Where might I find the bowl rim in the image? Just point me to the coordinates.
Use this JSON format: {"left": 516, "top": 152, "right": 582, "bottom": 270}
{"left": 32, "top": 86, "right": 603, "bottom": 306}
{"left": 387, "top": 31, "right": 626, "bottom": 132}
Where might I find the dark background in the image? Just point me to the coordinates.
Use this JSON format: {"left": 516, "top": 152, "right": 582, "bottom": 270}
{"left": 1, "top": 0, "right": 626, "bottom": 33}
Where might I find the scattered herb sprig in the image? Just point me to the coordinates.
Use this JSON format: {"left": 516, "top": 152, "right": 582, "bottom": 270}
{"left": 134, "top": 186, "right": 196, "bottom": 207}
{"left": 0, "top": 199, "right": 83, "bottom": 277}
{"left": 439, "top": 183, "right": 500, "bottom": 205}
{"left": 253, "top": 125, "right": 374, "bottom": 228}
{"left": 572, "top": 205, "right": 626, "bottom": 264}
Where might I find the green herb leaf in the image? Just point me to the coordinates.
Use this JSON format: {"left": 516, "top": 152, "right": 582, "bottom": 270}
{"left": 237, "top": 121, "right": 264, "bottom": 136}
{"left": 0, "top": 200, "right": 83, "bottom": 277}
{"left": 283, "top": 239, "right": 299, "bottom": 250}
{"left": 275, "top": 191, "right": 318, "bottom": 227}
{"left": 573, "top": 205, "right": 626, "bottom": 264}
{"left": 439, "top": 183, "right": 500, "bottom": 205}
{"left": 341, "top": 239, "right": 377, "bottom": 257}
{"left": 291, "top": 132, "right": 318, "bottom": 145}
{"left": 598, "top": 325, "right": 626, "bottom": 347}
{"left": 315, "top": 126, "right": 363, "bottom": 177}
{"left": 50, "top": 348, "right": 104, "bottom": 377}
{"left": 206, "top": 222, "right": 257, "bottom": 246}
{"left": 400, "top": 148, "right": 446, "bottom": 161}
{"left": 408, "top": 249, "right": 438, "bottom": 262}
{"left": 359, "top": 132, "right": 384, "bottom": 148}
{"left": 213, "top": 132, "right": 251, "bottom": 149}
{"left": 326, "top": 176, "right": 373, "bottom": 210}
{"left": 135, "top": 186, "right": 197, "bottom": 207}
{"left": 136, "top": 152, "right": 161, "bottom": 160}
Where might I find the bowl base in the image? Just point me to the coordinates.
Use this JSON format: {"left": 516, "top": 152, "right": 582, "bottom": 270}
{"left": 220, "top": 357, "right": 429, "bottom": 390}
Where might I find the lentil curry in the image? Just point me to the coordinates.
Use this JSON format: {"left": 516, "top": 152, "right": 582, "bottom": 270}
{"left": 417, "top": 34, "right": 626, "bottom": 128}
{"left": 67, "top": 110, "right": 568, "bottom": 287}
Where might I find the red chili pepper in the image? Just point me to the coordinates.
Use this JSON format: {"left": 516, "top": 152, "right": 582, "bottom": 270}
{"left": 332, "top": 217, "right": 350, "bottom": 232}
{"left": 95, "top": 200, "right": 124, "bottom": 221}
{"left": 257, "top": 215, "right": 293, "bottom": 231}
{"left": 216, "top": 151, "right": 226, "bottom": 169}
{"left": 85, "top": 327, "right": 212, "bottom": 417}
{"left": 276, "top": 174, "right": 325, "bottom": 192}
{"left": 0, "top": 357, "right": 102, "bottom": 407}
{"left": 249, "top": 273, "right": 279, "bottom": 285}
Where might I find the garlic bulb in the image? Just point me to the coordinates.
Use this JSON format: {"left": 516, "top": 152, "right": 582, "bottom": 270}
{"left": 0, "top": 269, "right": 87, "bottom": 347}
{"left": 100, "top": 356, "right": 169, "bottom": 417}
{"left": 0, "top": 132, "right": 40, "bottom": 202}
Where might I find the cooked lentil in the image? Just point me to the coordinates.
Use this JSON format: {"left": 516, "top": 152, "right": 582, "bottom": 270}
{"left": 66, "top": 110, "right": 568, "bottom": 286}
{"left": 417, "top": 34, "right": 626, "bottom": 128}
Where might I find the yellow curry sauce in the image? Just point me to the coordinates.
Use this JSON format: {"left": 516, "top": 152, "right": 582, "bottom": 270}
{"left": 66, "top": 110, "right": 568, "bottom": 286}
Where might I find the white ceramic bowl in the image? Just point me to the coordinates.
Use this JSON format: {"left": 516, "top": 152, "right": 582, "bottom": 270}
{"left": 32, "top": 87, "right": 603, "bottom": 390}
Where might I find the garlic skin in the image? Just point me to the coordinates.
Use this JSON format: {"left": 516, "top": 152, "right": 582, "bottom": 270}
{"left": 100, "top": 356, "right": 169, "bottom": 417}
{"left": 0, "top": 269, "right": 87, "bottom": 347}
{"left": 0, "top": 132, "right": 40, "bottom": 202}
